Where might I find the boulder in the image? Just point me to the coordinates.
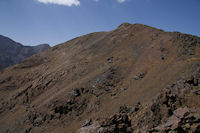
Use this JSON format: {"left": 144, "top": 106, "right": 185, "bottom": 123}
{"left": 134, "top": 72, "right": 147, "bottom": 80}
{"left": 173, "top": 107, "right": 190, "bottom": 119}
{"left": 82, "top": 119, "right": 92, "bottom": 127}
{"left": 76, "top": 122, "right": 100, "bottom": 133}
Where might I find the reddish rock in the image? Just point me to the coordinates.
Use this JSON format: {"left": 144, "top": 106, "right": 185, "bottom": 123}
{"left": 173, "top": 107, "right": 190, "bottom": 119}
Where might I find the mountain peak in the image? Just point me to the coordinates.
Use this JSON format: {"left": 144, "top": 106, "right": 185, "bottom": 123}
{"left": 0, "top": 24, "right": 200, "bottom": 133}
{"left": 118, "top": 22, "right": 132, "bottom": 29}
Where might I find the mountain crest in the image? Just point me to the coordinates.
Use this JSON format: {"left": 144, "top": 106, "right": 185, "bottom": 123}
{"left": 0, "top": 24, "right": 199, "bottom": 133}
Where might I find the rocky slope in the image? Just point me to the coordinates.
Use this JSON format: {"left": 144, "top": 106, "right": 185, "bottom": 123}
{"left": 77, "top": 72, "right": 200, "bottom": 132}
{"left": 0, "top": 35, "right": 50, "bottom": 70}
{"left": 0, "top": 23, "right": 200, "bottom": 133}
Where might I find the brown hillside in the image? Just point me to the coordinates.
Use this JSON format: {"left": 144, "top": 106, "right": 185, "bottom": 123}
{"left": 0, "top": 23, "right": 200, "bottom": 133}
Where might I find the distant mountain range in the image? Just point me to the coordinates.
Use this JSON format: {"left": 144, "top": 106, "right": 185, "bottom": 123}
{"left": 0, "top": 35, "right": 50, "bottom": 70}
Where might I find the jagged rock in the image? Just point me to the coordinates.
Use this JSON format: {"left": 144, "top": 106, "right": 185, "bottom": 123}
{"left": 119, "top": 105, "right": 131, "bottom": 114}
{"left": 25, "top": 108, "right": 38, "bottom": 124}
{"left": 33, "top": 117, "right": 43, "bottom": 127}
{"left": 163, "top": 115, "right": 180, "bottom": 130}
{"left": 191, "top": 124, "right": 200, "bottom": 132}
{"left": 54, "top": 105, "right": 68, "bottom": 114}
{"left": 194, "top": 90, "right": 200, "bottom": 95}
{"left": 153, "top": 108, "right": 200, "bottom": 132}
{"left": 76, "top": 122, "right": 100, "bottom": 133}
{"left": 99, "top": 113, "right": 132, "bottom": 133}
{"left": 134, "top": 72, "right": 147, "bottom": 80}
{"left": 107, "top": 57, "right": 114, "bottom": 63}
{"left": 120, "top": 88, "right": 127, "bottom": 91}
{"left": 134, "top": 102, "right": 141, "bottom": 112}
{"left": 173, "top": 107, "right": 190, "bottom": 119}
{"left": 73, "top": 88, "right": 81, "bottom": 97}
{"left": 54, "top": 113, "right": 61, "bottom": 119}
{"left": 24, "top": 127, "right": 31, "bottom": 133}
{"left": 77, "top": 111, "right": 133, "bottom": 133}
{"left": 82, "top": 119, "right": 92, "bottom": 127}
{"left": 91, "top": 67, "right": 121, "bottom": 96}
{"left": 186, "top": 76, "right": 199, "bottom": 86}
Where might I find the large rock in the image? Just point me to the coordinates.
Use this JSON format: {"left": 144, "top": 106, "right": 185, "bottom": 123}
{"left": 76, "top": 122, "right": 101, "bottom": 133}
{"left": 173, "top": 107, "right": 190, "bottom": 119}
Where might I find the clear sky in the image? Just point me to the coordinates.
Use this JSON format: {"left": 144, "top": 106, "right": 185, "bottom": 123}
{"left": 0, "top": 0, "right": 199, "bottom": 46}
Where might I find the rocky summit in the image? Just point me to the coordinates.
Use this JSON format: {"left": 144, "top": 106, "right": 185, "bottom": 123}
{"left": 0, "top": 23, "right": 200, "bottom": 133}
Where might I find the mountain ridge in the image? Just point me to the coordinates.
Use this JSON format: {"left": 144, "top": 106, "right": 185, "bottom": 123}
{"left": 0, "top": 35, "right": 50, "bottom": 70}
{"left": 0, "top": 23, "right": 200, "bottom": 133}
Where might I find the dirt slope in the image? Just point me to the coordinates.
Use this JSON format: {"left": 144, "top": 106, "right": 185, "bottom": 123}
{"left": 0, "top": 23, "right": 200, "bottom": 133}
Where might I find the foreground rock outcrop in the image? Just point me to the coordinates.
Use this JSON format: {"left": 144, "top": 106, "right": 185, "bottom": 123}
{"left": 77, "top": 70, "right": 200, "bottom": 133}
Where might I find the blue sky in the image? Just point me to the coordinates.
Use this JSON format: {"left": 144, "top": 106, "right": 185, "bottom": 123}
{"left": 0, "top": 0, "right": 199, "bottom": 46}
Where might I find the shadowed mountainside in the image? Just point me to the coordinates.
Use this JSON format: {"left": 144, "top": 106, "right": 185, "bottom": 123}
{"left": 0, "top": 35, "right": 50, "bottom": 70}
{"left": 0, "top": 23, "right": 200, "bottom": 133}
